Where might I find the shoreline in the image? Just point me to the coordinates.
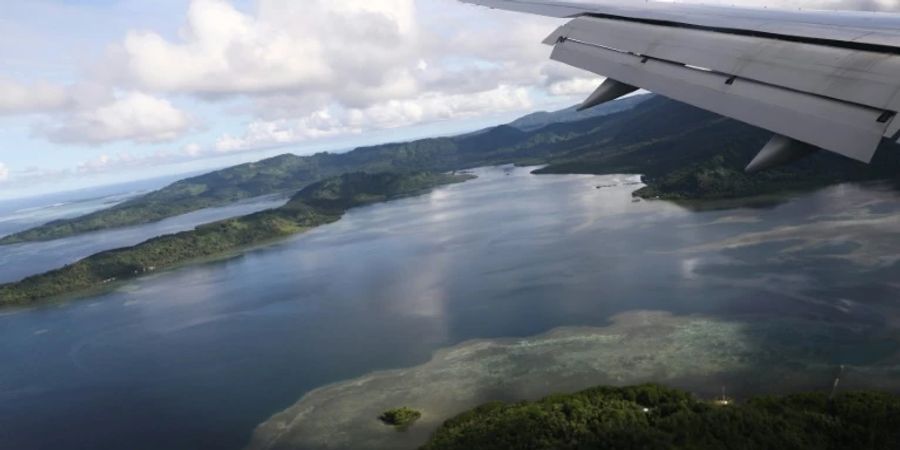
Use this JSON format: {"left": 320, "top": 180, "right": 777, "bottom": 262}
{"left": 0, "top": 172, "right": 473, "bottom": 308}
{"left": 246, "top": 310, "right": 900, "bottom": 450}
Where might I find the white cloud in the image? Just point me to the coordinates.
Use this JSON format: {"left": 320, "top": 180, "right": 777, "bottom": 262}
{"left": 0, "top": 78, "right": 70, "bottom": 115}
{"left": 7, "top": 0, "right": 900, "bottom": 196}
{"left": 216, "top": 110, "right": 354, "bottom": 152}
{"left": 112, "top": 0, "right": 421, "bottom": 99}
{"left": 195, "top": 0, "right": 900, "bottom": 154}
{"left": 105, "top": 0, "right": 568, "bottom": 154}
{"left": 75, "top": 145, "right": 207, "bottom": 175}
{"left": 352, "top": 85, "right": 533, "bottom": 129}
{"left": 1, "top": 0, "right": 581, "bottom": 160}
{"left": 110, "top": 0, "right": 560, "bottom": 105}
{"left": 215, "top": 85, "right": 533, "bottom": 152}
{"left": 40, "top": 92, "right": 192, "bottom": 145}
{"left": 547, "top": 77, "right": 603, "bottom": 96}
{"left": 182, "top": 143, "right": 203, "bottom": 157}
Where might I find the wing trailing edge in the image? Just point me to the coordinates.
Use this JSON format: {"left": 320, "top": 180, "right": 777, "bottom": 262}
{"left": 462, "top": 0, "right": 900, "bottom": 170}
{"left": 459, "top": 0, "right": 587, "bottom": 18}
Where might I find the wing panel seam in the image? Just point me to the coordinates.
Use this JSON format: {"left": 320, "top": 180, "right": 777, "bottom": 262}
{"left": 576, "top": 12, "right": 900, "bottom": 56}
{"left": 561, "top": 36, "right": 892, "bottom": 117}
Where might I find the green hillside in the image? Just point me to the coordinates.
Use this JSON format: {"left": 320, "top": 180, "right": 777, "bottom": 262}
{"left": 5, "top": 95, "right": 900, "bottom": 244}
{"left": 535, "top": 98, "right": 900, "bottom": 200}
{"left": 423, "top": 384, "right": 900, "bottom": 450}
{"left": 0, "top": 171, "right": 471, "bottom": 307}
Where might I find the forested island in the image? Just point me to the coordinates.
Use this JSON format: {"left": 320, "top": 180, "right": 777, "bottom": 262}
{"left": 534, "top": 99, "right": 900, "bottom": 201}
{"left": 422, "top": 384, "right": 900, "bottom": 450}
{"left": 0, "top": 171, "right": 471, "bottom": 307}
{"left": 0, "top": 99, "right": 637, "bottom": 245}
{"left": 5, "top": 94, "right": 900, "bottom": 245}
{"left": 379, "top": 407, "right": 422, "bottom": 429}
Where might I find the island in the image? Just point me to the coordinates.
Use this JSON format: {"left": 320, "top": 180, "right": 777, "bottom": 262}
{"left": 378, "top": 407, "right": 422, "bottom": 429}
{"left": 0, "top": 171, "right": 473, "bottom": 307}
{"left": 0, "top": 98, "right": 616, "bottom": 245}
{"left": 533, "top": 97, "right": 900, "bottom": 201}
{"left": 5, "top": 94, "right": 900, "bottom": 245}
{"left": 422, "top": 383, "right": 900, "bottom": 450}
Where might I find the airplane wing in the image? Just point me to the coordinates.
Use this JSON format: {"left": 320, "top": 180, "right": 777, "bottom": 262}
{"left": 460, "top": 0, "right": 900, "bottom": 171}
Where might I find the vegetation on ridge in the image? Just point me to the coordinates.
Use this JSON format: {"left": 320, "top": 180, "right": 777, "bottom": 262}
{"left": 7, "top": 94, "right": 900, "bottom": 244}
{"left": 533, "top": 98, "right": 900, "bottom": 201}
{"left": 0, "top": 172, "right": 471, "bottom": 307}
{"left": 0, "top": 98, "right": 647, "bottom": 245}
{"left": 422, "top": 384, "right": 900, "bottom": 450}
{"left": 379, "top": 407, "right": 422, "bottom": 429}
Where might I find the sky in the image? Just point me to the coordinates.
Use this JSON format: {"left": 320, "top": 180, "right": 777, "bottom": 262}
{"left": 0, "top": 0, "right": 898, "bottom": 200}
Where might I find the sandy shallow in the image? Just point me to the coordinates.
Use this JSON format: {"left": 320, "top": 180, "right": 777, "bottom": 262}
{"left": 246, "top": 310, "right": 900, "bottom": 450}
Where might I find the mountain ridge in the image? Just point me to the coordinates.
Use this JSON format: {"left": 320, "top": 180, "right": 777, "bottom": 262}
{"left": 0, "top": 171, "right": 471, "bottom": 306}
{"left": 4, "top": 93, "right": 900, "bottom": 244}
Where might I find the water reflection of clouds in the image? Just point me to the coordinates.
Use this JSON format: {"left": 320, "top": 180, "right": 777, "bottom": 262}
{"left": 521, "top": 172, "right": 692, "bottom": 237}
{"left": 119, "top": 265, "right": 240, "bottom": 335}
{"left": 637, "top": 185, "right": 900, "bottom": 323}
{"left": 686, "top": 211, "right": 900, "bottom": 268}
{"left": 10, "top": 169, "right": 900, "bottom": 450}
{"left": 680, "top": 257, "right": 702, "bottom": 280}
{"left": 381, "top": 256, "right": 451, "bottom": 321}
{"left": 682, "top": 214, "right": 763, "bottom": 227}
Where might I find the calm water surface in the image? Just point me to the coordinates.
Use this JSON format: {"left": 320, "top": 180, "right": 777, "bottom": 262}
{"left": 2, "top": 166, "right": 899, "bottom": 450}
{"left": 0, "top": 173, "right": 198, "bottom": 238}
{"left": 0, "top": 196, "right": 286, "bottom": 283}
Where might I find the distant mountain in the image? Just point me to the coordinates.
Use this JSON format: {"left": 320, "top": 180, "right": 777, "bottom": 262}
{"left": 0, "top": 171, "right": 471, "bottom": 306}
{"left": 535, "top": 96, "right": 900, "bottom": 200}
{"left": 508, "top": 94, "right": 650, "bottom": 131}
{"left": 5, "top": 92, "right": 900, "bottom": 245}
{"left": 0, "top": 97, "right": 640, "bottom": 245}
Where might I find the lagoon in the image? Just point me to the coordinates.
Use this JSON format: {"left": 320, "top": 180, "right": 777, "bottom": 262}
{"left": 2, "top": 166, "right": 900, "bottom": 449}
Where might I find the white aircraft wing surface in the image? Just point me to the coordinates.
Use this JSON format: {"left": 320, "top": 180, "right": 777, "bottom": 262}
{"left": 461, "top": 0, "right": 900, "bottom": 171}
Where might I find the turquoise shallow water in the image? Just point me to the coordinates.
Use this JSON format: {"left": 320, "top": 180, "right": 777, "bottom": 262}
{"left": 2, "top": 166, "right": 900, "bottom": 450}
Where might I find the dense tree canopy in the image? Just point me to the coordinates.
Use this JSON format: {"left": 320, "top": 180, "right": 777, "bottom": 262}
{"left": 422, "top": 384, "right": 900, "bottom": 450}
{"left": 0, "top": 172, "right": 471, "bottom": 306}
{"left": 7, "top": 95, "right": 900, "bottom": 244}
{"left": 379, "top": 407, "right": 423, "bottom": 429}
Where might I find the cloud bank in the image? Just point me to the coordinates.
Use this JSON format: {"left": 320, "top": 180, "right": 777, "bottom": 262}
{"left": 0, "top": 79, "right": 71, "bottom": 116}
{"left": 105, "top": 0, "right": 575, "bottom": 152}
{"left": 39, "top": 92, "right": 192, "bottom": 145}
{"left": 3, "top": 0, "right": 899, "bottom": 192}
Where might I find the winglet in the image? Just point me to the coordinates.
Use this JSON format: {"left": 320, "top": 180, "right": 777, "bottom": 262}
{"left": 577, "top": 79, "right": 639, "bottom": 112}
{"left": 745, "top": 135, "right": 818, "bottom": 173}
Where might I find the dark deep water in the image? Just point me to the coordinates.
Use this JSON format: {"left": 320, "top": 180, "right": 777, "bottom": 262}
{"left": 2, "top": 166, "right": 900, "bottom": 450}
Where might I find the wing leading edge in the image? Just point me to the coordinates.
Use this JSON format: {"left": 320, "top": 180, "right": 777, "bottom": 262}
{"left": 461, "top": 0, "right": 900, "bottom": 171}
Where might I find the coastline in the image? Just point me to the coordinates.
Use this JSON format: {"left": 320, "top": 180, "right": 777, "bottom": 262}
{"left": 0, "top": 172, "right": 473, "bottom": 308}
{"left": 246, "top": 310, "right": 900, "bottom": 450}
